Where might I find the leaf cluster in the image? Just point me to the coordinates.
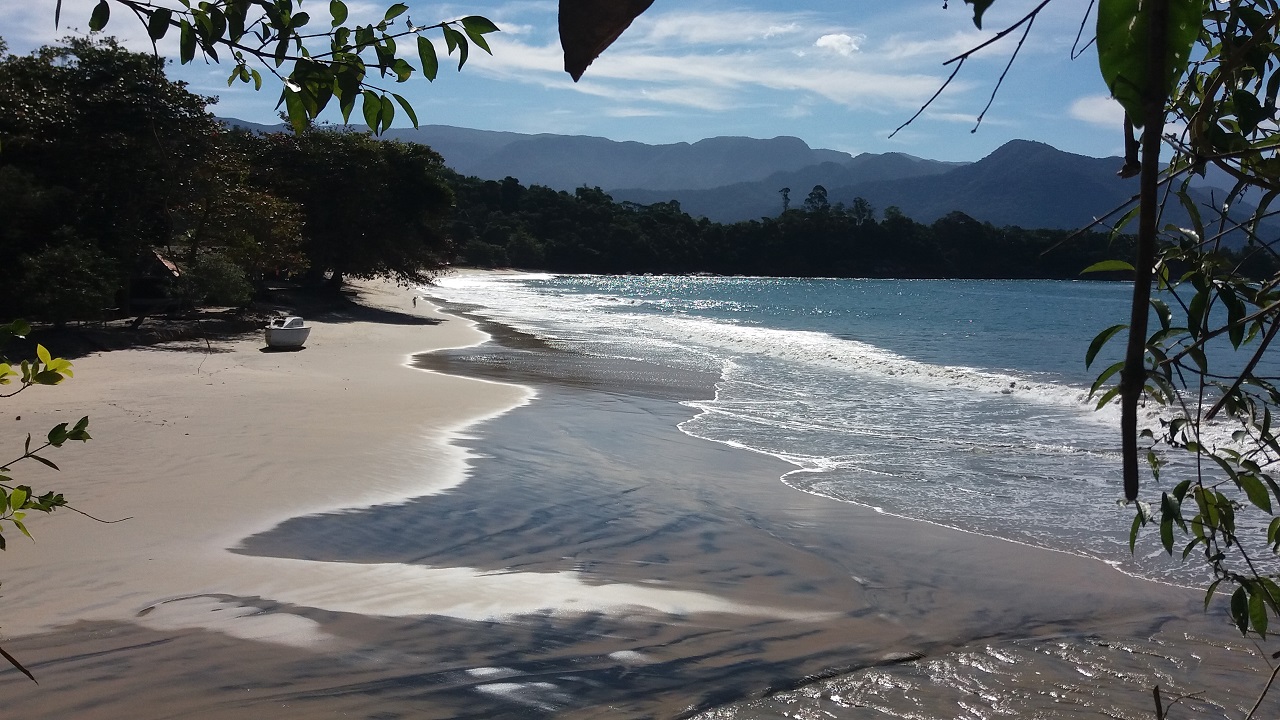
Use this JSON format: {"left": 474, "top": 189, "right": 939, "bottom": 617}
{"left": 76, "top": 0, "right": 498, "bottom": 134}
{"left": 0, "top": 323, "right": 87, "bottom": 683}
{"left": 1076, "top": 0, "right": 1280, "bottom": 642}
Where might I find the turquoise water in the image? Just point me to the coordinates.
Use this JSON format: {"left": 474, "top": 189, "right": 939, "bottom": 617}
{"left": 428, "top": 274, "right": 1213, "bottom": 585}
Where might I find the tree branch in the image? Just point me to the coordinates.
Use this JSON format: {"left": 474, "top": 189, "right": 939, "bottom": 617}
{"left": 1121, "top": 0, "right": 1171, "bottom": 501}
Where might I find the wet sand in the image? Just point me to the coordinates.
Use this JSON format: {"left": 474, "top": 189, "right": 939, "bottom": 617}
{"left": 0, "top": 278, "right": 1274, "bottom": 718}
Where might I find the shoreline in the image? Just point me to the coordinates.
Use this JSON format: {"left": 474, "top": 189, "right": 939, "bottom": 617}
{"left": 0, "top": 274, "right": 1274, "bottom": 718}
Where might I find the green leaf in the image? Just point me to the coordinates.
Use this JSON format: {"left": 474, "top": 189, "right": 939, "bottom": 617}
{"left": 1148, "top": 451, "right": 1164, "bottom": 481}
{"left": 0, "top": 643, "right": 35, "bottom": 683}
{"left": 1181, "top": 536, "right": 1202, "bottom": 560}
{"left": 1150, "top": 298, "right": 1172, "bottom": 331}
{"left": 1097, "top": 0, "right": 1203, "bottom": 125}
{"left": 1251, "top": 587, "right": 1270, "bottom": 637}
{"left": 32, "top": 371, "right": 64, "bottom": 386}
{"left": 1186, "top": 346, "right": 1208, "bottom": 374}
{"left": 392, "top": 93, "right": 418, "bottom": 127}
{"left": 29, "top": 456, "right": 58, "bottom": 472}
{"left": 89, "top": 0, "right": 110, "bottom": 31}
{"left": 274, "top": 35, "right": 290, "bottom": 67}
{"left": 336, "top": 68, "right": 359, "bottom": 122}
{"left": 1232, "top": 586, "right": 1250, "bottom": 634}
{"left": 460, "top": 15, "right": 500, "bottom": 35}
{"left": 963, "top": 0, "right": 996, "bottom": 29}
{"left": 418, "top": 36, "right": 438, "bottom": 81}
{"left": 1082, "top": 259, "right": 1135, "bottom": 274}
{"left": 379, "top": 93, "right": 395, "bottom": 133}
{"left": 330, "top": 0, "right": 348, "bottom": 26}
{"left": 281, "top": 88, "right": 308, "bottom": 133}
{"left": 1, "top": 320, "right": 30, "bottom": 339}
{"left": 361, "top": 89, "right": 381, "bottom": 131}
{"left": 1129, "top": 511, "right": 1143, "bottom": 552}
{"left": 443, "top": 25, "right": 468, "bottom": 69}
{"left": 1188, "top": 289, "right": 1208, "bottom": 337}
{"left": 180, "top": 20, "right": 197, "bottom": 64}
{"left": 384, "top": 3, "right": 409, "bottom": 22}
{"left": 1087, "top": 324, "right": 1128, "bottom": 368}
{"left": 390, "top": 58, "right": 413, "bottom": 82}
{"left": 1239, "top": 473, "right": 1273, "bottom": 513}
{"left": 461, "top": 16, "right": 499, "bottom": 54}
{"left": 10, "top": 488, "right": 26, "bottom": 511}
{"left": 1260, "top": 578, "right": 1280, "bottom": 614}
{"left": 47, "top": 423, "right": 68, "bottom": 446}
{"left": 1089, "top": 360, "right": 1124, "bottom": 398}
{"left": 1095, "top": 385, "right": 1122, "bottom": 410}
{"left": 148, "top": 8, "right": 173, "bottom": 39}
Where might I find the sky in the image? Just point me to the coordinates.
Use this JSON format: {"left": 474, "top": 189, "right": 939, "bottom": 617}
{"left": 1, "top": 0, "right": 1128, "bottom": 163}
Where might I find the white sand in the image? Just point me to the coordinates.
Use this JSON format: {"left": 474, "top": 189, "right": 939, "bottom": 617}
{"left": 0, "top": 279, "right": 806, "bottom": 649}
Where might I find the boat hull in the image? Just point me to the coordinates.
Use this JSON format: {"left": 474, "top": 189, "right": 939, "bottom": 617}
{"left": 265, "top": 326, "right": 310, "bottom": 348}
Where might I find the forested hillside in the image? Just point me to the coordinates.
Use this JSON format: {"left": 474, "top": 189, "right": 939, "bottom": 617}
{"left": 448, "top": 176, "right": 1143, "bottom": 278}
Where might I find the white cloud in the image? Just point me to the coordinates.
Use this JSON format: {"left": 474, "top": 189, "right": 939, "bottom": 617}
{"left": 625, "top": 10, "right": 817, "bottom": 47}
{"left": 1069, "top": 94, "right": 1123, "bottom": 127}
{"left": 781, "top": 103, "right": 814, "bottom": 119}
{"left": 928, "top": 112, "right": 980, "bottom": 124}
{"left": 815, "top": 33, "right": 862, "bottom": 57}
{"left": 879, "top": 30, "right": 990, "bottom": 62}
{"left": 601, "top": 107, "right": 675, "bottom": 118}
{"left": 764, "top": 23, "right": 801, "bottom": 39}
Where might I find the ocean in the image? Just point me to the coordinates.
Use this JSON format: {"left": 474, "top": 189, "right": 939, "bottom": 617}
{"left": 423, "top": 272, "right": 1280, "bottom": 719}
{"left": 429, "top": 274, "right": 1185, "bottom": 577}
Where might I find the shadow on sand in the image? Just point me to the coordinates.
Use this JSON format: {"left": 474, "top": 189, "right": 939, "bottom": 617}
{"left": 19, "top": 283, "right": 444, "bottom": 359}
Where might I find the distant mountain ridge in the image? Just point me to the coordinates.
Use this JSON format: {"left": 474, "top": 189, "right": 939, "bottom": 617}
{"left": 219, "top": 118, "right": 1254, "bottom": 237}
{"left": 220, "top": 117, "right": 958, "bottom": 196}
{"left": 382, "top": 127, "right": 863, "bottom": 191}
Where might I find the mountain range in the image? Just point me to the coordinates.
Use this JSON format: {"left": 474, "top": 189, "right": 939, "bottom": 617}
{"left": 223, "top": 118, "right": 1251, "bottom": 236}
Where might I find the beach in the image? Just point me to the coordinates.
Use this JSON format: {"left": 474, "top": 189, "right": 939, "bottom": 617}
{"left": 0, "top": 275, "right": 1275, "bottom": 718}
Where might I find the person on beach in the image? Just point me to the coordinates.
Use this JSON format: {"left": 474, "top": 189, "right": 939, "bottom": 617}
{"left": 412, "top": 296, "right": 417, "bottom": 308}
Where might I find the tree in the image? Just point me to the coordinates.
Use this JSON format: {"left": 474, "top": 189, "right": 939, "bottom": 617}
{"left": 802, "top": 184, "right": 829, "bottom": 214}
{"left": 19, "top": 239, "right": 120, "bottom": 326}
{"left": 0, "top": 36, "right": 318, "bottom": 319}
{"left": 248, "top": 128, "right": 455, "bottom": 287}
{"left": 169, "top": 131, "right": 308, "bottom": 281}
{"left": 0, "top": 36, "right": 223, "bottom": 316}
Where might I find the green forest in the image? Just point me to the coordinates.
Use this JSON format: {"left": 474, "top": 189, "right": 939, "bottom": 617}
{"left": 0, "top": 36, "right": 1236, "bottom": 324}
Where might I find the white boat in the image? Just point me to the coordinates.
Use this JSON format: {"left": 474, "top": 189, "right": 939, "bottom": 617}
{"left": 265, "top": 316, "right": 311, "bottom": 348}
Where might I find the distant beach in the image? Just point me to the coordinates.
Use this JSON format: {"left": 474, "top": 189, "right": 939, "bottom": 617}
{"left": 0, "top": 275, "right": 1275, "bottom": 718}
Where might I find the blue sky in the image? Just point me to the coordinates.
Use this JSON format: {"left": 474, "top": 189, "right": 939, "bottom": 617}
{"left": 3, "top": 0, "right": 1127, "bottom": 162}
